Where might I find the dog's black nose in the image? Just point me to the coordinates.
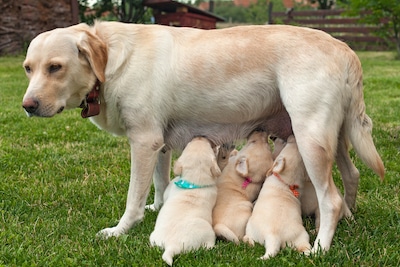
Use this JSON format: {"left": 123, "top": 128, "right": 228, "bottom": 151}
{"left": 22, "top": 98, "right": 39, "bottom": 114}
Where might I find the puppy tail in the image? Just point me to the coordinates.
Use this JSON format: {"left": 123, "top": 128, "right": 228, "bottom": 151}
{"left": 213, "top": 224, "right": 240, "bottom": 244}
{"left": 346, "top": 59, "right": 384, "bottom": 180}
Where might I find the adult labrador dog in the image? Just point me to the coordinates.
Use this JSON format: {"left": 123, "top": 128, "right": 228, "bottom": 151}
{"left": 22, "top": 21, "right": 384, "bottom": 252}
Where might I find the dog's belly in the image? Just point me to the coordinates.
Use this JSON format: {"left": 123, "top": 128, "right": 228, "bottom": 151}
{"left": 164, "top": 109, "right": 292, "bottom": 150}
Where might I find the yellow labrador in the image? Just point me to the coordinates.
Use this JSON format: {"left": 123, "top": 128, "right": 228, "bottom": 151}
{"left": 272, "top": 137, "right": 353, "bottom": 232}
{"left": 244, "top": 135, "right": 311, "bottom": 258}
{"left": 22, "top": 21, "right": 384, "bottom": 252}
{"left": 150, "top": 137, "right": 220, "bottom": 266}
{"left": 212, "top": 131, "right": 273, "bottom": 244}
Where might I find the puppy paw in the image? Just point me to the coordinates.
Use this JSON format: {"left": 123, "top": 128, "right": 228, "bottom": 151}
{"left": 298, "top": 245, "right": 312, "bottom": 256}
{"left": 145, "top": 204, "right": 157, "bottom": 211}
{"left": 242, "top": 235, "right": 255, "bottom": 246}
{"left": 162, "top": 252, "right": 174, "bottom": 266}
{"left": 309, "top": 228, "right": 318, "bottom": 235}
{"left": 302, "top": 249, "right": 312, "bottom": 256}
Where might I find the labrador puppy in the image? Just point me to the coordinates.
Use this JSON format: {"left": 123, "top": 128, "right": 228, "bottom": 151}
{"left": 22, "top": 21, "right": 384, "bottom": 252}
{"left": 272, "top": 137, "right": 353, "bottom": 232}
{"left": 243, "top": 135, "right": 311, "bottom": 259}
{"left": 149, "top": 137, "right": 221, "bottom": 266}
{"left": 212, "top": 131, "right": 273, "bottom": 244}
{"left": 216, "top": 142, "right": 236, "bottom": 171}
{"left": 144, "top": 141, "right": 235, "bottom": 212}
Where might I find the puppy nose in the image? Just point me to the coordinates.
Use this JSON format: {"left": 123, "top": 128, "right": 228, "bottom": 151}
{"left": 22, "top": 98, "right": 39, "bottom": 114}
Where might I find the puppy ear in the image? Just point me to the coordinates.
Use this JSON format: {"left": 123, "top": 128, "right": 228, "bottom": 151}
{"left": 211, "top": 158, "right": 222, "bottom": 177}
{"left": 287, "top": 135, "right": 296, "bottom": 143}
{"left": 272, "top": 157, "right": 285, "bottom": 173}
{"left": 236, "top": 156, "right": 249, "bottom": 177}
{"left": 77, "top": 30, "right": 108, "bottom": 83}
{"left": 173, "top": 160, "right": 183, "bottom": 176}
{"left": 230, "top": 149, "right": 239, "bottom": 158}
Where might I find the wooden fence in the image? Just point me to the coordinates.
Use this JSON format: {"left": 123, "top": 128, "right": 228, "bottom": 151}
{"left": 269, "top": 9, "right": 391, "bottom": 51}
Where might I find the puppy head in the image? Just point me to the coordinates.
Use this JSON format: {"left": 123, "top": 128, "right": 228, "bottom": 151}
{"left": 173, "top": 137, "right": 221, "bottom": 182}
{"left": 216, "top": 142, "right": 236, "bottom": 171}
{"left": 234, "top": 131, "right": 273, "bottom": 183}
{"left": 247, "top": 130, "right": 269, "bottom": 144}
{"left": 271, "top": 135, "right": 307, "bottom": 185}
{"left": 22, "top": 23, "right": 107, "bottom": 117}
{"left": 272, "top": 137, "right": 287, "bottom": 160}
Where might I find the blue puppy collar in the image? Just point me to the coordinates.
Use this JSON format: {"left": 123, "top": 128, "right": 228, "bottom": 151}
{"left": 174, "top": 177, "right": 213, "bottom": 189}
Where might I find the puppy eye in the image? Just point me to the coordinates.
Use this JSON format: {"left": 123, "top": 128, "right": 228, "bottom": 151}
{"left": 49, "top": 64, "right": 62, "bottom": 73}
{"left": 24, "top": 65, "right": 31, "bottom": 73}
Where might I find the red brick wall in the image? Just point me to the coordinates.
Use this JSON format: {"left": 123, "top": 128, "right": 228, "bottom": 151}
{"left": 0, "top": 0, "right": 78, "bottom": 55}
{"left": 233, "top": 0, "right": 258, "bottom": 7}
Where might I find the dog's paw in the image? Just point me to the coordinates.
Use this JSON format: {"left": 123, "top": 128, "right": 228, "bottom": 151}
{"left": 259, "top": 254, "right": 271, "bottom": 260}
{"left": 299, "top": 245, "right": 312, "bottom": 256}
{"left": 242, "top": 235, "right": 255, "bottom": 246}
{"left": 162, "top": 251, "right": 174, "bottom": 266}
{"left": 310, "top": 244, "right": 326, "bottom": 255}
{"left": 309, "top": 228, "right": 319, "bottom": 235}
{"left": 145, "top": 204, "right": 157, "bottom": 211}
{"left": 302, "top": 249, "right": 312, "bottom": 256}
{"left": 96, "top": 227, "right": 125, "bottom": 239}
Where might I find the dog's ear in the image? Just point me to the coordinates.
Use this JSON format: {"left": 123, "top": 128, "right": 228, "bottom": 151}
{"left": 230, "top": 149, "right": 239, "bottom": 158}
{"left": 235, "top": 156, "right": 249, "bottom": 177}
{"left": 211, "top": 157, "right": 222, "bottom": 177}
{"left": 173, "top": 160, "right": 183, "bottom": 176}
{"left": 287, "top": 135, "right": 296, "bottom": 143}
{"left": 77, "top": 30, "right": 108, "bottom": 83}
{"left": 272, "top": 156, "right": 285, "bottom": 173}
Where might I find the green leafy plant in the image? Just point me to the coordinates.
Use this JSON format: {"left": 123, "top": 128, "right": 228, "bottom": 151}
{"left": 78, "top": 0, "right": 152, "bottom": 24}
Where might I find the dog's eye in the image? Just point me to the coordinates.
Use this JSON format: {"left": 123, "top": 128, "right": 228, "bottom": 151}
{"left": 49, "top": 64, "right": 62, "bottom": 73}
{"left": 24, "top": 65, "right": 31, "bottom": 73}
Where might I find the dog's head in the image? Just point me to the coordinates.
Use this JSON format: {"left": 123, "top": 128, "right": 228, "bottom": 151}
{"left": 173, "top": 137, "right": 222, "bottom": 183}
{"left": 271, "top": 135, "right": 308, "bottom": 185}
{"left": 216, "top": 142, "right": 236, "bottom": 171}
{"left": 22, "top": 23, "right": 107, "bottom": 117}
{"left": 233, "top": 131, "right": 273, "bottom": 183}
{"left": 271, "top": 137, "right": 286, "bottom": 160}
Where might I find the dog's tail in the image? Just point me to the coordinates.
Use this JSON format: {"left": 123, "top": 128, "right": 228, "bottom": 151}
{"left": 213, "top": 223, "right": 240, "bottom": 244}
{"left": 346, "top": 54, "right": 384, "bottom": 180}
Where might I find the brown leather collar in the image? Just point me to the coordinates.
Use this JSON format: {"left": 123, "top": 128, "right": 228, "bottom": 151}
{"left": 80, "top": 80, "right": 101, "bottom": 118}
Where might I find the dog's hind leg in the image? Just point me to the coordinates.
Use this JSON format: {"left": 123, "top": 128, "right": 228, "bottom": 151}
{"left": 260, "top": 236, "right": 281, "bottom": 259}
{"left": 293, "top": 230, "right": 312, "bottom": 256}
{"left": 98, "top": 131, "right": 164, "bottom": 237}
{"left": 296, "top": 137, "right": 342, "bottom": 253}
{"left": 336, "top": 127, "right": 360, "bottom": 210}
{"left": 214, "top": 223, "right": 240, "bottom": 244}
{"left": 289, "top": 112, "right": 343, "bottom": 252}
{"left": 242, "top": 235, "right": 255, "bottom": 246}
{"left": 162, "top": 247, "right": 177, "bottom": 266}
{"left": 146, "top": 150, "right": 172, "bottom": 211}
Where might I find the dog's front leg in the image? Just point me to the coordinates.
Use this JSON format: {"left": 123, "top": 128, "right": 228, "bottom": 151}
{"left": 145, "top": 150, "right": 172, "bottom": 211}
{"left": 98, "top": 132, "right": 164, "bottom": 238}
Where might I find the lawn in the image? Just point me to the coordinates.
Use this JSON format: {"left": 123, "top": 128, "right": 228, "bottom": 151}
{"left": 1, "top": 51, "right": 399, "bottom": 266}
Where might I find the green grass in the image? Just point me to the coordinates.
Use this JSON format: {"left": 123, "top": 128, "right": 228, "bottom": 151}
{"left": 1, "top": 52, "right": 399, "bottom": 266}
